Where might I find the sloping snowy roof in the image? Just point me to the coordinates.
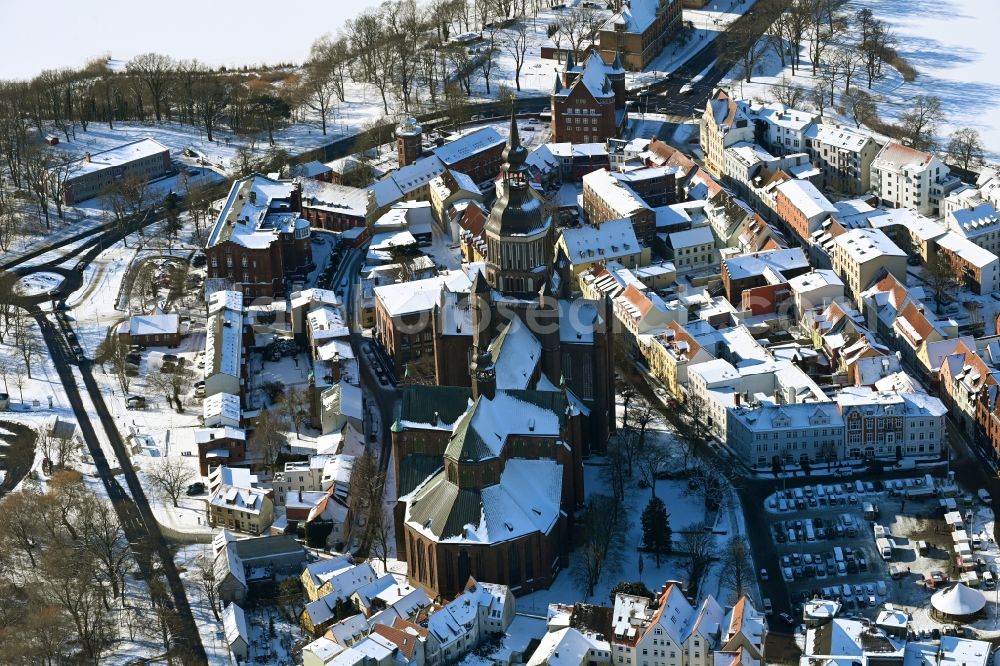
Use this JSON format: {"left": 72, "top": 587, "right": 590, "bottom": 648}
{"left": 803, "top": 123, "right": 873, "bottom": 151}
{"left": 222, "top": 603, "right": 248, "bottom": 647}
{"left": 560, "top": 218, "right": 641, "bottom": 266}
{"left": 491, "top": 318, "right": 542, "bottom": 390}
{"left": 607, "top": 0, "right": 661, "bottom": 34}
{"left": 300, "top": 178, "right": 368, "bottom": 218}
{"left": 834, "top": 228, "right": 907, "bottom": 263}
{"left": 527, "top": 628, "right": 609, "bottom": 666}
{"left": 776, "top": 179, "right": 837, "bottom": 220}
{"left": 433, "top": 127, "right": 504, "bottom": 166}
{"left": 936, "top": 231, "right": 999, "bottom": 268}
{"left": 67, "top": 137, "right": 169, "bottom": 176}
{"left": 374, "top": 271, "right": 472, "bottom": 317}
{"left": 667, "top": 225, "right": 714, "bottom": 249}
{"left": 405, "top": 458, "right": 562, "bottom": 545}
{"left": 931, "top": 583, "right": 985, "bottom": 615}
{"left": 203, "top": 392, "right": 241, "bottom": 425}
{"left": 723, "top": 248, "right": 809, "bottom": 280}
{"left": 583, "top": 169, "right": 651, "bottom": 216}
{"left": 206, "top": 306, "right": 242, "bottom": 379}
{"left": 873, "top": 141, "right": 935, "bottom": 173}
{"left": 129, "top": 306, "right": 179, "bottom": 337}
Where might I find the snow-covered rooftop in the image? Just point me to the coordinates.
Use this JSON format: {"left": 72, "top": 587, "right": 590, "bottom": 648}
{"left": 66, "top": 137, "right": 169, "bottom": 176}
{"left": 432, "top": 127, "right": 504, "bottom": 166}
{"left": 208, "top": 174, "right": 310, "bottom": 250}
{"left": 559, "top": 218, "right": 641, "bottom": 265}
{"left": 936, "top": 231, "right": 999, "bottom": 268}
{"left": 374, "top": 271, "right": 472, "bottom": 317}
{"left": 299, "top": 178, "right": 368, "bottom": 218}
{"left": 583, "top": 169, "right": 651, "bottom": 216}
{"left": 834, "top": 227, "right": 907, "bottom": 263}
{"left": 776, "top": 179, "right": 837, "bottom": 220}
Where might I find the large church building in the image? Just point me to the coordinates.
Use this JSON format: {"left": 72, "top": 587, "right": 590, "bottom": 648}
{"left": 392, "top": 115, "right": 616, "bottom": 600}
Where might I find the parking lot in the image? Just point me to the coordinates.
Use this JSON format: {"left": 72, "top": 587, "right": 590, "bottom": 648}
{"left": 761, "top": 473, "right": 1000, "bottom": 625}
{"left": 764, "top": 480, "right": 907, "bottom": 619}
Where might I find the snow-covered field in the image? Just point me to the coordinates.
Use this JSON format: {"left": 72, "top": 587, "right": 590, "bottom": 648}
{"left": 848, "top": 0, "right": 1000, "bottom": 157}
{"left": 720, "top": 0, "right": 1000, "bottom": 160}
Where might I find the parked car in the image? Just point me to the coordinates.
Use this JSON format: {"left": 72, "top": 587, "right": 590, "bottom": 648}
{"left": 759, "top": 569, "right": 769, "bottom": 581}
{"left": 186, "top": 482, "right": 205, "bottom": 496}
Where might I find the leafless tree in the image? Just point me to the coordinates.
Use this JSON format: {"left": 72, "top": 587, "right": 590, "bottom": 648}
{"left": 279, "top": 386, "right": 309, "bottom": 437}
{"left": 685, "top": 459, "right": 729, "bottom": 511}
{"left": 195, "top": 550, "right": 222, "bottom": 621}
{"left": 947, "top": 127, "right": 986, "bottom": 173}
{"left": 303, "top": 37, "right": 341, "bottom": 135}
{"left": 349, "top": 9, "right": 397, "bottom": 114}
{"left": 79, "top": 493, "right": 132, "bottom": 605}
{"left": 573, "top": 494, "right": 625, "bottom": 599}
{"left": 503, "top": 21, "right": 534, "bottom": 91}
{"left": 385, "top": 0, "right": 425, "bottom": 111}
{"left": 619, "top": 383, "right": 636, "bottom": 430}
{"left": 636, "top": 443, "right": 671, "bottom": 500}
{"left": 193, "top": 72, "right": 231, "bottom": 142}
{"left": 475, "top": 27, "right": 501, "bottom": 96}
{"left": 126, "top": 53, "right": 175, "bottom": 122}
{"left": 926, "top": 253, "right": 961, "bottom": 314}
{"left": 252, "top": 406, "right": 288, "bottom": 474}
{"left": 720, "top": 536, "right": 753, "bottom": 601}
{"left": 899, "top": 95, "right": 944, "bottom": 151}
{"left": 369, "top": 509, "right": 392, "bottom": 572}
{"left": 679, "top": 523, "right": 716, "bottom": 598}
{"left": 147, "top": 457, "right": 192, "bottom": 507}
{"left": 843, "top": 88, "right": 877, "bottom": 129}
{"left": 559, "top": 6, "right": 603, "bottom": 59}
{"left": 10, "top": 362, "right": 26, "bottom": 403}
{"left": 348, "top": 449, "right": 386, "bottom": 550}
{"left": 769, "top": 74, "right": 806, "bottom": 108}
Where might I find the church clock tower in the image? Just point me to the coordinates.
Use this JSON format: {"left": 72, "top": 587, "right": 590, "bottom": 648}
{"left": 484, "top": 110, "right": 554, "bottom": 297}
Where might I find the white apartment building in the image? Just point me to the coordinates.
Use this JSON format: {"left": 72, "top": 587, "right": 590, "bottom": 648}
{"left": 664, "top": 226, "right": 716, "bottom": 271}
{"left": 271, "top": 454, "right": 354, "bottom": 505}
{"left": 754, "top": 104, "right": 818, "bottom": 156}
{"left": 803, "top": 123, "right": 881, "bottom": 195}
{"left": 786, "top": 270, "right": 845, "bottom": 319}
{"left": 728, "top": 402, "right": 845, "bottom": 468}
{"left": 870, "top": 142, "right": 961, "bottom": 216}
{"left": 947, "top": 202, "right": 1000, "bottom": 254}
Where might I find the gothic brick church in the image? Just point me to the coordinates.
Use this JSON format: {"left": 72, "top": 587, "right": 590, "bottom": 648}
{"left": 391, "top": 114, "right": 616, "bottom": 600}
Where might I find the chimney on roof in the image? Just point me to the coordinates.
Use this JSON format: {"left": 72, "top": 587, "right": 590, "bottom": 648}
{"left": 84, "top": 152, "right": 91, "bottom": 162}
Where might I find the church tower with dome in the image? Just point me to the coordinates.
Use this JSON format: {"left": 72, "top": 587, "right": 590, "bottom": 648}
{"left": 484, "top": 113, "right": 554, "bottom": 297}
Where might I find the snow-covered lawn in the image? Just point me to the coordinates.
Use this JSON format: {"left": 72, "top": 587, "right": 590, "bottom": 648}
{"left": 519, "top": 423, "right": 747, "bottom": 613}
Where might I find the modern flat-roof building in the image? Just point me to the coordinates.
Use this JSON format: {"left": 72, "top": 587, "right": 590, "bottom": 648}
{"left": 871, "top": 142, "right": 961, "bottom": 216}
{"left": 56, "top": 138, "right": 171, "bottom": 205}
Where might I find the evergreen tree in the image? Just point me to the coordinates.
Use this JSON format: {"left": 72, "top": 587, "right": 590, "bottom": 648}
{"left": 641, "top": 496, "right": 672, "bottom": 567}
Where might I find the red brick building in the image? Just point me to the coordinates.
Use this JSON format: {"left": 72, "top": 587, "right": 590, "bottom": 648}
{"left": 299, "top": 179, "right": 368, "bottom": 232}
{"left": 431, "top": 127, "right": 506, "bottom": 184}
{"left": 205, "top": 175, "right": 313, "bottom": 299}
{"left": 551, "top": 49, "right": 628, "bottom": 144}
{"left": 598, "top": 0, "right": 683, "bottom": 72}
{"left": 196, "top": 426, "right": 247, "bottom": 476}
